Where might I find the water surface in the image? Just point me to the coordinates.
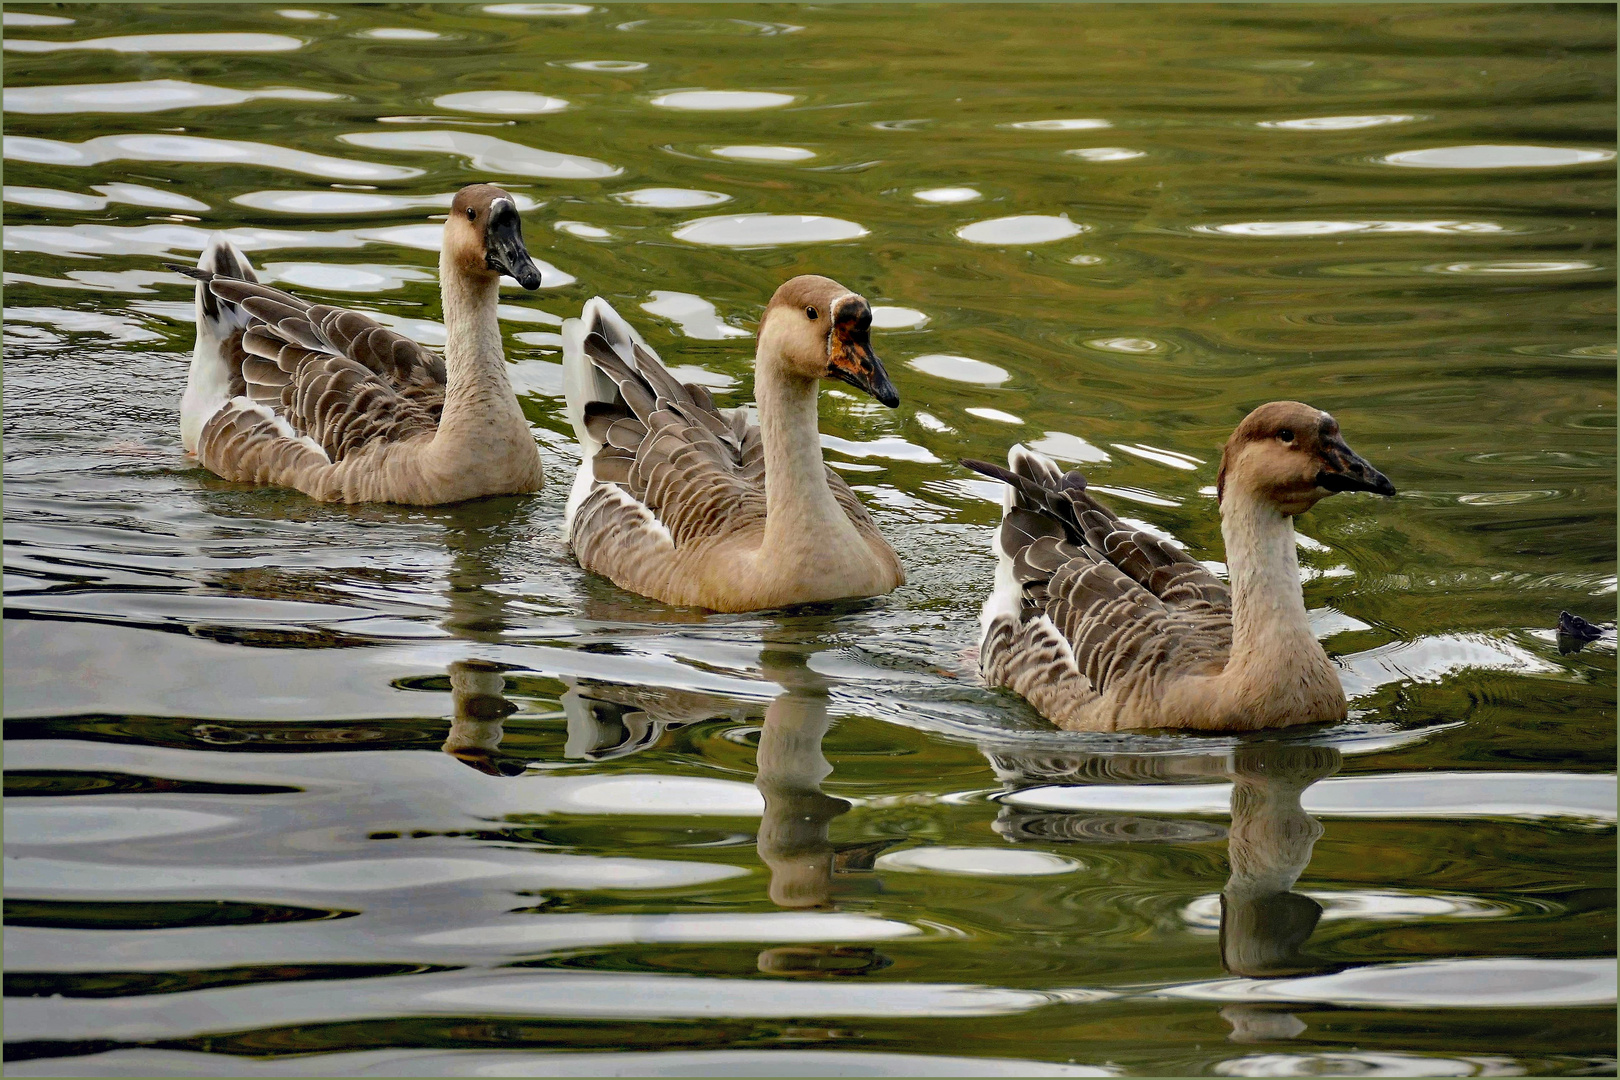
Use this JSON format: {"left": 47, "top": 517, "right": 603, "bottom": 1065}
{"left": 3, "top": 3, "right": 1615, "bottom": 1075}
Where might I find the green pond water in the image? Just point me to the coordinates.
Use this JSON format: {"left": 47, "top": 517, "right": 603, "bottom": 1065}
{"left": 2, "top": 3, "right": 1615, "bottom": 1075}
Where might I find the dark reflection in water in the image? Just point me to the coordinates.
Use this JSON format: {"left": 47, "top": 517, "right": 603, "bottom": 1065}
{"left": 441, "top": 660, "right": 522, "bottom": 777}
{"left": 1220, "top": 745, "right": 1342, "bottom": 982}
{"left": 989, "top": 738, "right": 1346, "bottom": 1042}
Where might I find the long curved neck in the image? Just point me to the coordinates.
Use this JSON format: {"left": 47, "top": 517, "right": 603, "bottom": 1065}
{"left": 433, "top": 254, "right": 526, "bottom": 451}
{"left": 1219, "top": 489, "right": 1315, "bottom": 673}
{"left": 754, "top": 331, "right": 859, "bottom": 554}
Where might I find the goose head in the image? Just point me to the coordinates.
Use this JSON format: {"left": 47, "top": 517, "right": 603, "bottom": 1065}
{"left": 444, "top": 183, "right": 542, "bottom": 290}
{"left": 1217, "top": 401, "right": 1395, "bottom": 516}
{"left": 758, "top": 275, "right": 899, "bottom": 407}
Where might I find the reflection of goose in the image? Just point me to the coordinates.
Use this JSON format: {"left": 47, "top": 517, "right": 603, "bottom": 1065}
{"left": 441, "top": 659, "right": 523, "bottom": 776}
{"left": 1220, "top": 745, "right": 1341, "bottom": 979}
{"left": 561, "top": 681, "right": 750, "bottom": 762}
{"left": 171, "top": 184, "right": 545, "bottom": 505}
{"left": 559, "top": 278, "right": 904, "bottom": 611}
{"left": 989, "top": 741, "right": 1340, "bottom": 979}
{"left": 989, "top": 739, "right": 1340, "bottom": 1039}
{"left": 553, "top": 642, "right": 878, "bottom": 912}
{"left": 754, "top": 648, "right": 849, "bottom": 910}
{"left": 964, "top": 402, "right": 1395, "bottom": 731}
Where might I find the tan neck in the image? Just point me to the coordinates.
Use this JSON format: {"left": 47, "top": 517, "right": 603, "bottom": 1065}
{"left": 1219, "top": 489, "right": 1318, "bottom": 677}
{"left": 432, "top": 254, "right": 528, "bottom": 456}
{"left": 754, "top": 340, "right": 863, "bottom": 559}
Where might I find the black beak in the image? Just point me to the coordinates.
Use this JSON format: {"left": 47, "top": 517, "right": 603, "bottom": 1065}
{"left": 484, "top": 204, "right": 542, "bottom": 290}
{"left": 1315, "top": 437, "right": 1396, "bottom": 497}
{"left": 826, "top": 304, "right": 899, "bottom": 408}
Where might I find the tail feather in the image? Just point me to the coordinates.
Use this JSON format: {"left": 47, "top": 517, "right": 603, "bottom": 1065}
{"left": 562, "top": 297, "right": 660, "bottom": 531}
{"left": 177, "top": 235, "right": 261, "bottom": 454}
{"left": 562, "top": 297, "right": 649, "bottom": 455}
{"left": 186, "top": 235, "right": 260, "bottom": 344}
{"left": 962, "top": 446, "right": 1090, "bottom": 542}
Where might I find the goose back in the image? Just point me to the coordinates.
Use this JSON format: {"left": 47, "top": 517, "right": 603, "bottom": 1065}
{"left": 563, "top": 299, "right": 894, "bottom": 610}
{"left": 964, "top": 446, "right": 1233, "bottom": 729}
{"left": 172, "top": 235, "right": 542, "bottom": 505}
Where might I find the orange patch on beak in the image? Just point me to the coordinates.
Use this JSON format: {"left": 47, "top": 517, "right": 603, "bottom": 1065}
{"left": 826, "top": 308, "right": 899, "bottom": 408}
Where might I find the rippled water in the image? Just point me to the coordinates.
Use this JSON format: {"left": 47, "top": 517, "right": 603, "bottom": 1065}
{"left": 3, "top": 3, "right": 1615, "bottom": 1075}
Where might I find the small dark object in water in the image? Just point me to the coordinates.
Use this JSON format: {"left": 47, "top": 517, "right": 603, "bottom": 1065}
{"left": 1557, "top": 611, "right": 1610, "bottom": 655}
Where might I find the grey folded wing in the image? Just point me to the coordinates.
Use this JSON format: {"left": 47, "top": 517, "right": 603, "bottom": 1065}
{"left": 197, "top": 274, "right": 446, "bottom": 462}
{"left": 967, "top": 452, "right": 1233, "bottom": 703}
{"left": 575, "top": 331, "right": 767, "bottom": 552}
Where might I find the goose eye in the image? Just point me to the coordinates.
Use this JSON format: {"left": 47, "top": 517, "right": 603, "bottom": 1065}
{"left": 1277, "top": 428, "right": 1295, "bottom": 443}
{"left": 465, "top": 207, "right": 476, "bottom": 222}
{"left": 805, "top": 305, "right": 818, "bottom": 321}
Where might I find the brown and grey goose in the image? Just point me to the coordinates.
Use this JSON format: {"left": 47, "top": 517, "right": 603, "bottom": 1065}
{"left": 560, "top": 276, "right": 905, "bottom": 611}
{"left": 963, "top": 401, "right": 1395, "bottom": 732}
{"left": 172, "top": 183, "right": 544, "bottom": 505}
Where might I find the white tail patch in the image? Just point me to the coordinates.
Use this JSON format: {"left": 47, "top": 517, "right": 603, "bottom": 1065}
{"left": 979, "top": 442, "right": 1033, "bottom": 648}
{"left": 180, "top": 235, "right": 259, "bottom": 454}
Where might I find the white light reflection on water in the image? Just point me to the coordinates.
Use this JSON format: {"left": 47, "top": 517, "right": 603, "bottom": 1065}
{"left": 2, "top": 11, "right": 74, "bottom": 25}
{"left": 956, "top": 214, "right": 1084, "bottom": 244}
{"left": 339, "top": 130, "right": 621, "bottom": 179}
{"left": 640, "top": 290, "right": 751, "bottom": 339}
{"left": 871, "top": 306, "right": 928, "bottom": 329}
{"left": 1260, "top": 114, "right": 1419, "bottom": 130}
{"left": 1002, "top": 772, "right": 1617, "bottom": 822}
{"left": 2, "top": 970, "right": 1100, "bottom": 1045}
{"left": 3, "top": 307, "right": 163, "bottom": 342}
{"left": 613, "top": 186, "right": 730, "bottom": 208}
{"left": 652, "top": 90, "right": 795, "bottom": 110}
{"left": 1193, "top": 219, "right": 1508, "bottom": 237}
{"left": 966, "top": 406, "right": 1023, "bottom": 425}
{"left": 259, "top": 262, "right": 436, "bottom": 293}
{"left": 232, "top": 189, "right": 539, "bottom": 214}
{"left": 1026, "top": 431, "right": 1111, "bottom": 464}
{"left": 914, "top": 186, "right": 981, "bottom": 203}
{"left": 672, "top": 213, "right": 865, "bottom": 247}
{"left": 485, "top": 2, "right": 595, "bottom": 14}
{"left": 5, "top": 183, "right": 208, "bottom": 212}
{"left": 358, "top": 27, "right": 442, "bottom": 40}
{"left": 906, "top": 353, "right": 1008, "bottom": 385}
{"left": 3, "top": 79, "right": 342, "bottom": 114}
{"left": 1005, "top": 118, "right": 1111, "bottom": 131}
{"left": 4, "top": 32, "right": 304, "bottom": 53}
{"left": 876, "top": 846, "right": 1080, "bottom": 876}
{"left": 414, "top": 911, "right": 922, "bottom": 948}
{"left": 432, "top": 90, "right": 568, "bottom": 114}
{"left": 1065, "top": 147, "right": 1145, "bottom": 162}
{"left": 710, "top": 144, "right": 816, "bottom": 162}
{"left": 1383, "top": 144, "right": 1615, "bottom": 169}
{"left": 5, "top": 133, "right": 422, "bottom": 181}
{"left": 1159, "top": 957, "right": 1615, "bottom": 1009}
{"left": 566, "top": 58, "right": 648, "bottom": 71}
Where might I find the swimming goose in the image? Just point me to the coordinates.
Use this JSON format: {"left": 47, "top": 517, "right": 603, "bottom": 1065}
{"left": 170, "top": 183, "right": 545, "bottom": 505}
{"left": 560, "top": 276, "right": 905, "bottom": 611}
{"left": 963, "top": 401, "right": 1395, "bottom": 732}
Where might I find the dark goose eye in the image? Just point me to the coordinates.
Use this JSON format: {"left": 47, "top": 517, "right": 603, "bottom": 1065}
{"left": 805, "top": 306, "right": 818, "bottom": 320}
{"left": 466, "top": 207, "right": 476, "bottom": 221}
{"left": 1277, "top": 428, "right": 1294, "bottom": 443}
